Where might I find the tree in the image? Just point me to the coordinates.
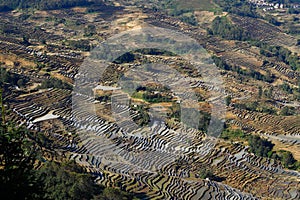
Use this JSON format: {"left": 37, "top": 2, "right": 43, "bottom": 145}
{"left": 211, "top": 16, "right": 250, "bottom": 41}
{"left": 22, "top": 35, "right": 31, "bottom": 46}
{"left": 0, "top": 67, "right": 28, "bottom": 88}
{"left": 225, "top": 96, "right": 232, "bottom": 106}
{"left": 41, "top": 39, "right": 47, "bottom": 45}
{"left": 93, "top": 187, "right": 138, "bottom": 200}
{"left": 278, "top": 150, "right": 296, "bottom": 168}
{"left": 0, "top": 87, "right": 41, "bottom": 199}
{"left": 37, "top": 161, "right": 101, "bottom": 200}
{"left": 0, "top": 90, "right": 140, "bottom": 199}
{"left": 84, "top": 25, "right": 96, "bottom": 37}
{"left": 67, "top": 40, "right": 90, "bottom": 51}
{"left": 280, "top": 106, "right": 295, "bottom": 116}
{"left": 197, "top": 167, "right": 225, "bottom": 181}
{"left": 198, "top": 111, "right": 211, "bottom": 132}
{"left": 113, "top": 52, "right": 135, "bottom": 64}
{"left": 0, "top": 123, "right": 42, "bottom": 199}
{"left": 265, "top": 15, "right": 281, "bottom": 26}
{"left": 280, "top": 83, "right": 293, "bottom": 94}
{"left": 216, "top": 0, "right": 259, "bottom": 18}
{"left": 0, "top": 0, "right": 93, "bottom": 11}
{"left": 272, "top": 150, "right": 297, "bottom": 169}
{"left": 132, "top": 105, "right": 150, "bottom": 127}
{"left": 198, "top": 168, "right": 214, "bottom": 179}
{"left": 38, "top": 78, "right": 73, "bottom": 90}
{"left": 180, "top": 14, "right": 198, "bottom": 26}
{"left": 248, "top": 135, "right": 274, "bottom": 157}
{"left": 212, "top": 55, "right": 232, "bottom": 70}
{"left": 17, "top": 78, "right": 26, "bottom": 87}
{"left": 258, "top": 86, "right": 263, "bottom": 98}
{"left": 264, "top": 87, "right": 273, "bottom": 98}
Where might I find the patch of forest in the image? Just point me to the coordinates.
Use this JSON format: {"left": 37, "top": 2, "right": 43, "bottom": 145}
{"left": 0, "top": 0, "right": 104, "bottom": 11}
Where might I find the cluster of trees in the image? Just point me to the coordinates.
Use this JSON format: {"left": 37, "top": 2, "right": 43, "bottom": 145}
{"left": 248, "top": 135, "right": 275, "bottom": 157}
{"left": 0, "top": 110, "right": 94, "bottom": 199}
{"left": 113, "top": 52, "right": 135, "bottom": 64}
{"left": 258, "top": 86, "right": 278, "bottom": 100}
{"left": 36, "top": 161, "right": 103, "bottom": 200}
{"left": 295, "top": 81, "right": 300, "bottom": 100}
{"left": 225, "top": 96, "right": 232, "bottom": 106}
{"left": 212, "top": 56, "right": 275, "bottom": 83}
{"left": 280, "top": 106, "right": 296, "bottom": 116}
{"left": 251, "top": 41, "right": 300, "bottom": 71}
{"left": 150, "top": 0, "right": 201, "bottom": 26}
{"left": 179, "top": 14, "right": 198, "bottom": 26}
{"left": 84, "top": 25, "right": 97, "bottom": 37}
{"left": 0, "top": 23, "right": 21, "bottom": 35}
{"left": 261, "top": 49, "right": 299, "bottom": 71}
{"left": 95, "top": 94, "right": 111, "bottom": 102}
{"left": 37, "top": 161, "right": 140, "bottom": 200}
{"left": 288, "top": 7, "right": 300, "bottom": 14}
{"left": 214, "top": 0, "right": 259, "bottom": 18}
{"left": 0, "top": 123, "right": 138, "bottom": 199}
{"left": 280, "top": 82, "right": 294, "bottom": 94}
{"left": 238, "top": 68, "right": 274, "bottom": 83}
{"left": 0, "top": 94, "right": 140, "bottom": 199}
{"left": 195, "top": 92, "right": 205, "bottom": 102}
{"left": 0, "top": 67, "right": 28, "bottom": 88}
{"left": 174, "top": 157, "right": 224, "bottom": 182}
{"left": 209, "top": 16, "right": 250, "bottom": 41}
{"left": 197, "top": 168, "right": 214, "bottom": 179}
{"left": 0, "top": 0, "right": 93, "bottom": 11}
{"left": 272, "top": 150, "right": 298, "bottom": 169}
{"left": 168, "top": 8, "right": 192, "bottom": 17}
{"left": 197, "top": 111, "right": 211, "bottom": 132}
{"left": 86, "top": 3, "right": 117, "bottom": 13}
{"left": 262, "top": 87, "right": 274, "bottom": 99}
{"left": 133, "top": 85, "right": 173, "bottom": 103}
{"left": 278, "top": 82, "right": 300, "bottom": 101}
{"left": 219, "top": 126, "right": 300, "bottom": 170}
{"left": 38, "top": 78, "right": 73, "bottom": 90}
{"left": 248, "top": 135, "right": 300, "bottom": 170}
{"left": 135, "top": 48, "right": 176, "bottom": 56}
{"left": 156, "top": 1, "right": 199, "bottom": 26}
{"left": 268, "top": 0, "right": 298, "bottom": 3}
{"left": 168, "top": 102, "right": 181, "bottom": 120}
{"left": 288, "top": 24, "right": 300, "bottom": 35}
{"left": 236, "top": 101, "right": 261, "bottom": 112}
{"left": 67, "top": 40, "right": 91, "bottom": 51}
{"left": 0, "top": 121, "right": 39, "bottom": 199}
{"left": 197, "top": 167, "right": 225, "bottom": 182}
{"left": 142, "top": 92, "right": 172, "bottom": 103}
{"left": 234, "top": 101, "right": 276, "bottom": 115}
{"left": 209, "top": 11, "right": 300, "bottom": 71}
{"left": 264, "top": 15, "right": 281, "bottom": 26}
{"left": 210, "top": 1, "right": 300, "bottom": 46}
{"left": 0, "top": 5, "right": 12, "bottom": 12}
{"left": 212, "top": 55, "right": 232, "bottom": 70}
{"left": 183, "top": 108, "right": 211, "bottom": 132}
{"left": 131, "top": 105, "right": 150, "bottom": 126}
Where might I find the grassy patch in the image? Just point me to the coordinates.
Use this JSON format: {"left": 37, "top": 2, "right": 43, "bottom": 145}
{"left": 220, "top": 128, "right": 246, "bottom": 141}
{"left": 131, "top": 91, "right": 144, "bottom": 99}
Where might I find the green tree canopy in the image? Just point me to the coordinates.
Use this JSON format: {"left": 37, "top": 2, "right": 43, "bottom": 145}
{"left": 0, "top": 122, "right": 42, "bottom": 199}
{"left": 248, "top": 135, "right": 274, "bottom": 157}
{"left": 37, "top": 161, "right": 102, "bottom": 200}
